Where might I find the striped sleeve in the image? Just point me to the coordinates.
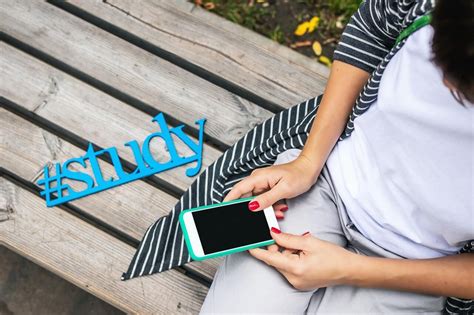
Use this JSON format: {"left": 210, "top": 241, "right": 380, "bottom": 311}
{"left": 334, "top": 0, "right": 405, "bottom": 73}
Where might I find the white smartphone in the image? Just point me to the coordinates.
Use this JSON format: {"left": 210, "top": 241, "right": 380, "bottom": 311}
{"left": 179, "top": 197, "right": 279, "bottom": 261}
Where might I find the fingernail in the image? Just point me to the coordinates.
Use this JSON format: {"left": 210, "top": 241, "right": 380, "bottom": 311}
{"left": 248, "top": 201, "right": 260, "bottom": 211}
{"left": 280, "top": 206, "right": 289, "bottom": 212}
{"left": 271, "top": 227, "right": 281, "bottom": 234}
{"left": 276, "top": 214, "right": 284, "bottom": 220}
{"left": 302, "top": 231, "right": 310, "bottom": 236}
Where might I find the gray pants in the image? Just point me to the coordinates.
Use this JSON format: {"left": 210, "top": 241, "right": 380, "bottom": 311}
{"left": 201, "top": 149, "right": 445, "bottom": 314}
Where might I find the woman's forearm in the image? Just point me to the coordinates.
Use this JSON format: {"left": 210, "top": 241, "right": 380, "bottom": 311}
{"left": 346, "top": 253, "right": 474, "bottom": 299}
{"left": 300, "top": 60, "right": 369, "bottom": 181}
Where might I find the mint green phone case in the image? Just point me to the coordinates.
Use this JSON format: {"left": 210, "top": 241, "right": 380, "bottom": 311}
{"left": 179, "top": 196, "right": 276, "bottom": 261}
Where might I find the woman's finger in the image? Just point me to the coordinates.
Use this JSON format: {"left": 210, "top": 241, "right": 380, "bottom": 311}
{"left": 274, "top": 210, "right": 285, "bottom": 220}
{"left": 267, "top": 244, "right": 279, "bottom": 252}
{"left": 270, "top": 229, "right": 308, "bottom": 251}
{"left": 248, "top": 248, "right": 293, "bottom": 272}
{"left": 223, "top": 175, "right": 265, "bottom": 202}
{"left": 279, "top": 231, "right": 311, "bottom": 254}
{"left": 252, "top": 186, "right": 268, "bottom": 196}
{"left": 241, "top": 192, "right": 252, "bottom": 198}
{"left": 273, "top": 202, "right": 289, "bottom": 213}
{"left": 273, "top": 202, "right": 288, "bottom": 220}
{"left": 282, "top": 248, "right": 298, "bottom": 256}
{"left": 250, "top": 183, "right": 288, "bottom": 211}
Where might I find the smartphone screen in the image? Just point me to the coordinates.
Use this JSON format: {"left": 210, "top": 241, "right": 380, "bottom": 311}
{"left": 192, "top": 201, "right": 271, "bottom": 254}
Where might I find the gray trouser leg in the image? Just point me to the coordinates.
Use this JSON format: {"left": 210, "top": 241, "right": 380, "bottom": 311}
{"left": 200, "top": 149, "right": 347, "bottom": 314}
{"left": 200, "top": 149, "right": 446, "bottom": 314}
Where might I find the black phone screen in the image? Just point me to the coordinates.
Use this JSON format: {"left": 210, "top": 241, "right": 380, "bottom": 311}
{"left": 192, "top": 200, "right": 272, "bottom": 254}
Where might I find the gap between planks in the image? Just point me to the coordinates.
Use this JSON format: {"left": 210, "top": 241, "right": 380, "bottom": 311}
{"left": 0, "top": 104, "right": 221, "bottom": 283}
{"left": 0, "top": 176, "right": 209, "bottom": 314}
{"left": 59, "top": 0, "right": 328, "bottom": 108}
{"left": 0, "top": 0, "right": 275, "bottom": 150}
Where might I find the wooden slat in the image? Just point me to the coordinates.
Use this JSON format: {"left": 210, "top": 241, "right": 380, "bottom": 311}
{"left": 0, "top": 109, "right": 173, "bottom": 241}
{"left": 0, "top": 43, "right": 222, "bottom": 278}
{"left": 64, "top": 0, "right": 329, "bottom": 107}
{"left": 0, "top": 0, "right": 273, "bottom": 147}
{"left": 0, "top": 108, "right": 220, "bottom": 280}
{"left": 166, "top": 0, "right": 330, "bottom": 79}
{"left": 0, "top": 42, "right": 221, "bottom": 192}
{"left": 0, "top": 178, "right": 207, "bottom": 314}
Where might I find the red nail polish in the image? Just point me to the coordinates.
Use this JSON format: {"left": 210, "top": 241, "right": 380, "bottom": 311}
{"left": 271, "top": 227, "right": 281, "bottom": 234}
{"left": 248, "top": 201, "right": 260, "bottom": 211}
{"left": 280, "top": 206, "right": 289, "bottom": 212}
{"left": 276, "top": 214, "right": 284, "bottom": 220}
{"left": 302, "top": 231, "right": 310, "bottom": 236}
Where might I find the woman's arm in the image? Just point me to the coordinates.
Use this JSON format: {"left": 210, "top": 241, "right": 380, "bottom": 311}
{"left": 224, "top": 0, "right": 400, "bottom": 210}
{"left": 224, "top": 60, "right": 369, "bottom": 210}
{"left": 350, "top": 253, "right": 474, "bottom": 299}
{"left": 299, "top": 60, "right": 369, "bottom": 183}
{"left": 250, "top": 230, "right": 474, "bottom": 299}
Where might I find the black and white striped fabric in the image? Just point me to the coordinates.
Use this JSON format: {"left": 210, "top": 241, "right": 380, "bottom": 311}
{"left": 123, "top": 0, "right": 473, "bottom": 312}
{"left": 444, "top": 241, "right": 474, "bottom": 314}
{"left": 335, "top": 0, "right": 436, "bottom": 139}
{"left": 122, "top": 96, "right": 322, "bottom": 280}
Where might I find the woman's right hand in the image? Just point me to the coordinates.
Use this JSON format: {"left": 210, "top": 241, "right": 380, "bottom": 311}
{"left": 224, "top": 61, "right": 370, "bottom": 218}
{"left": 223, "top": 154, "right": 321, "bottom": 217}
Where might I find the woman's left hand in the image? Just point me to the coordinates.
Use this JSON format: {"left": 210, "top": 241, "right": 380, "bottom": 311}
{"left": 249, "top": 229, "right": 359, "bottom": 290}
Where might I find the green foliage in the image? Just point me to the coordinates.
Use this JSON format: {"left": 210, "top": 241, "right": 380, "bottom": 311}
{"left": 194, "top": 0, "right": 362, "bottom": 63}
{"left": 210, "top": 0, "right": 270, "bottom": 30}
{"left": 269, "top": 25, "right": 284, "bottom": 43}
{"left": 327, "top": 0, "right": 361, "bottom": 14}
{"left": 326, "top": 0, "right": 361, "bottom": 24}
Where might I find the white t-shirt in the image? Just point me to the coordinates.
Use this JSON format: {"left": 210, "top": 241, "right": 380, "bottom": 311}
{"left": 326, "top": 25, "right": 474, "bottom": 259}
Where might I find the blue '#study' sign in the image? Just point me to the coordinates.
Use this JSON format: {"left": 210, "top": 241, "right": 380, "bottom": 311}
{"left": 38, "top": 113, "right": 206, "bottom": 207}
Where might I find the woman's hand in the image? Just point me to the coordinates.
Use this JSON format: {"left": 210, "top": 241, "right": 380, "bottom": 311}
{"left": 251, "top": 229, "right": 474, "bottom": 298}
{"left": 223, "top": 154, "right": 321, "bottom": 218}
{"left": 249, "top": 229, "right": 358, "bottom": 290}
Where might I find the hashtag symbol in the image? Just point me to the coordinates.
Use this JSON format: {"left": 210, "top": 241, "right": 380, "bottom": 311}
{"left": 37, "top": 163, "right": 70, "bottom": 207}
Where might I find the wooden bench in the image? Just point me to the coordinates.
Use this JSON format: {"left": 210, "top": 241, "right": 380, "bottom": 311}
{"left": 0, "top": 0, "right": 328, "bottom": 313}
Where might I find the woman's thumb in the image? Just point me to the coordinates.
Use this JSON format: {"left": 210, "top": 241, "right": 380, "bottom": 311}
{"left": 249, "top": 184, "right": 286, "bottom": 211}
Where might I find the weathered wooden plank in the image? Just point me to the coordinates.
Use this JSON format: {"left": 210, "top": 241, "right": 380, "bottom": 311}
{"left": 0, "top": 109, "right": 173, "bottom": 240}
{"left": 64, "top": 0, "right": 328, "bottom": 107}
{"left": 0, "top": 0, "right": 273, "bottom": 146}
{"left": 0, "top": 42, "right": 221, "bottom": 192}
{"left": 0, "top": 44, "right": 222, "bottom": 278}
{"left": 0, "top": 178, "right": 208, "bottom": 314}
{"left": 0, "top": 109, "right": 220, "bottom": 280}
{"left": 167, "top": 0, "right": 331, "bottom": 78}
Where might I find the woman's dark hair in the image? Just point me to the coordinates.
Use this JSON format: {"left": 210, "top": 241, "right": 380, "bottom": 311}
{"left": 431, "top": 0, "right": 474, "bottom": 104}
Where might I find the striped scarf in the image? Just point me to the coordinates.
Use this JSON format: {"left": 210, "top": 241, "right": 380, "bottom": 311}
{"left": 122, "top": 96, "right": 322, "bottom": 280}
{"left": 123, "top": 0, "right": 473, "bottom": 312}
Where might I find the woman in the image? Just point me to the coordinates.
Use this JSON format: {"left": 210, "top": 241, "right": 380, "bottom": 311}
{"left": 201, "top": 0, "right": 474, "bottom": 313}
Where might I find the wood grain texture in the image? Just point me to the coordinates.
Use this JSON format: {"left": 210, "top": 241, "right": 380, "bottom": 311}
{"left": 65, "top": 0, "right": 328, "bottom": 107}
{"left": 0, "top": 109, "right": 221, "bottom": 280}
{"left": 0, "top": 0, "right": 273, "bottom": 146}
{"left": 167, "top": 0, "right": 330, "bottom": 78}
{"left": 0, "top": 178, "right": 208, "bottom": 314}
{"left": 0, "top": 42, "right": 221, "bottom": 192}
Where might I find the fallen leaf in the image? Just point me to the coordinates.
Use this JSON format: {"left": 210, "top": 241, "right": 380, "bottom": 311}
{"left": 294, "top": 16, "right": 320, "bottom": 36}
{"left": 294, "top": 21, "right": 310, "bottom": 36}
{"left": 312, "top": 41, "right": 322, "bottom": 56}
{"left": 336, "top": 16, "right": 345, "bottom": 29}
{"left": 308, "top": 16, "right": 320, "bottom": 32}
{"left": 322, "top": 37, "right": 337, "bottom": 45}
{"left": 204, "top": 2, "right": 215, "bottom": 10}
{"left": 319, "top": 55, "right": 332, "bottom": 67}
{"left": 290, "top": 40, "right": 312, "bottom": 48}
